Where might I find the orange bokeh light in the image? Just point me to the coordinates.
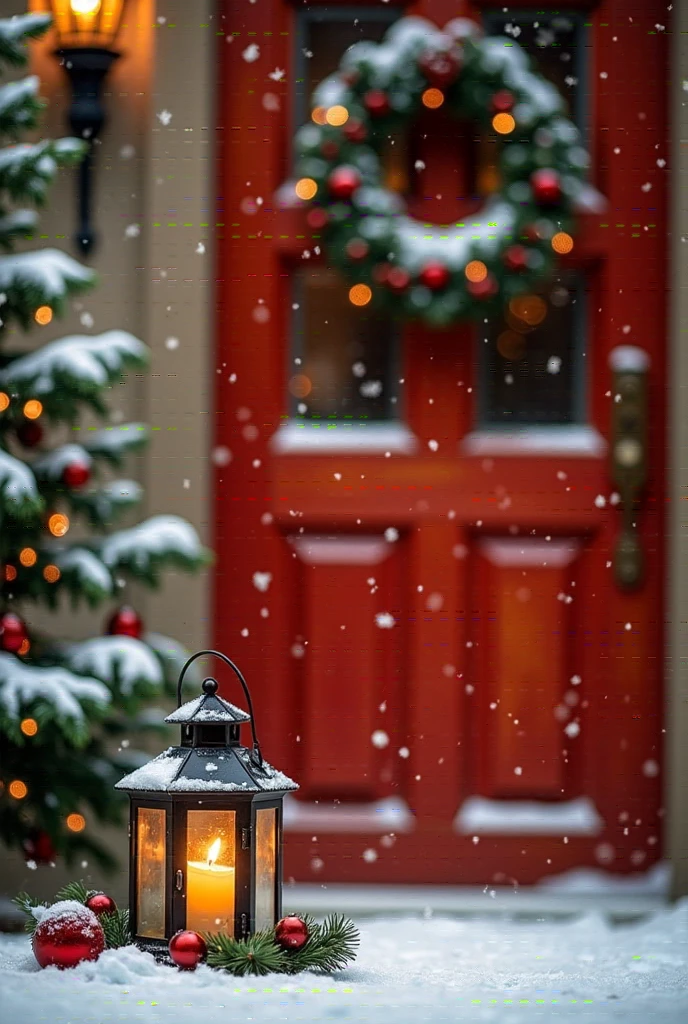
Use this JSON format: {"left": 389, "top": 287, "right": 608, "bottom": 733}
{"left": 551, "top": 231, "right": 574, "bottom": 254}
{"left": 9, "top": 780, "right": 27, "bottom": 799}
{"left": 34, "top": 305, "right": 53, "bottom": 326}
{"left": 295, "top": 177, "right": 318, "bottom": 201}
{"left": 18, "top": 639, "right": 30, "bottom": 656}
{"left": 288, "top": 374, "right": 312, "bottom": 399}
{"left": 508, "top": 294, "right": 548, "bottom": 327}
{"left": 0, "top": 392, "right": 9, "bottom": 412}
{"left": 23, "top": 399, "right": 43, "bottom": 420}
{"left": 43, "top": 564, "right": 61, "bottom": 583}
{"left": 326, "top": 105, "right": 349, "bottom": 126}
{"left": 349, "top": 283, "right": 372, "bottom": 306}
{"left": 66, "top": 813, "right": 86, "bottom": 833}
{"left": 492, "top": 112, "right": 516, "bottom": 134}
{"left": 422, "top": 87, "right": 444, "bottom": 109}
{"left": 20, "top": 718, "right": 38, "bottom": 737}
{"left": 19, "top": 547, "right": 37, "bottom": 567}
{"left": 465, "top": 260, "right": 488, "bottom": 283}
{"left": 311, "top": 106, "right": 327, "bottom": 125}
{"left": 48, "top": 513, "right": 70, "bottom": 537}
{"left": 4, "top": 565, "right": 17, "bottom": 581}
{"left": 497, "top": 330, "right": 527, "bottom": 361}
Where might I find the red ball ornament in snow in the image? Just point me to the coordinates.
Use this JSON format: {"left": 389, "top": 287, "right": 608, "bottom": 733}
{"left": 32, "top": 901, "right": 105, "bottom": 970}
{"left": 503, "top": 245, "right": 530, "bottom": 272}
{"left": 531, "top": 168, "right": 562, "bottom": 205}
{"left": 345, "top": 238, "right": 370, "bottom": 261}
{"left": 491, "top": 89, "right": 515, "bottom": 114}
{"left": 363, "top": 89, "right": 391, "bottom": 117}
{"left": 275, "top": 915, "right": 310, "bottom": 951}
{"left": 0, "top": 612, "right": 27, "bottom": 653}
{"left": 386, "top": 266, "right": 412, "bottom": 293}
{"left": 61, "top": 460, "right": 90, "bottom": 489}
{"left": 107, "top": 605, "right": 143, "bottom": 640}
{"left": 85, "top": 892, "right": 117, "bottom": 917}
{"left": 169, "top": 930, "right": 207, "bottom": 970}
{"left": 343, "top": 117, "right": 367, "bottom": 143}
{"left": 328, "top": 166, "right": 361, "bottom": 200}
{"left": 22, "top": 829, "right": 56, "bottom": 865}
{"left": 16, "top": 419, "right": 43, "bottom": 448}
{"left": 419, "top": 262, "right": 451, "bottom": 291}
{"left": 306, "top": 207, "right": 329, "bottom": 231}
{"left": 467, "top": 274, "right": 498, "bottom": 300}
{"left": 418, "top": 49, "right": 461, "bottom": 88}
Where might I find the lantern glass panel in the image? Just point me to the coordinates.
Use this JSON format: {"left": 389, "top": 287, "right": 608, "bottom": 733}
{"left": 186, "top": 809, "right": 236, "bottom": 934}
{"left": 254, "top": 807, "right": 277, "bottom": 931}
{"left": 136, "top": 806, "right": 166, "bottom": 938}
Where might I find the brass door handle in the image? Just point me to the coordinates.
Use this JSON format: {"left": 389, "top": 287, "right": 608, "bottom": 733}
{"left": 609, "top": 346, "right": 650, "bottom": 589}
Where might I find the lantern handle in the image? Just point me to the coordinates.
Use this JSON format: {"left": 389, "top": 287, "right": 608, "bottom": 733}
{"left": 177, "top": 649, "right": 263, "bottom": 767}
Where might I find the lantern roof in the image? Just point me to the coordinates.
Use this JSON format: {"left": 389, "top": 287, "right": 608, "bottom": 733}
{"left": 164, "top": 683, "right": 251, "bottom": 726}
{"left": 115, "top": 744, "right": 299, "bottom": 794}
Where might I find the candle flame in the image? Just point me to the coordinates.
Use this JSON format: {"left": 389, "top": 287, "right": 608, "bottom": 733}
{"left": 207, "top": 838, "right": 221, "bottom": 867}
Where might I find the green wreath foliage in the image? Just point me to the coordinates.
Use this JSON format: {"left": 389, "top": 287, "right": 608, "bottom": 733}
{"left": 291, "top": 16, "right": 600, "bottom": 329}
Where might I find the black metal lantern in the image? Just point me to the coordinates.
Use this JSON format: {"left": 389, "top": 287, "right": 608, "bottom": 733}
{"left": 115, "top": 650, "right": 298, "bottom": 955}
{"left": 49, "top": 0, "right": 128, "bottom": 255}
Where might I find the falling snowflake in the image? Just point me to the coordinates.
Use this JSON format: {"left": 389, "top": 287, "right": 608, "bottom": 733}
{"left": 641, "top": 182, "right": 652, "bottom": 192}
{"left": 384, "top": 527, "right": 399, "bottom": 543}
{"left": 371, "top": 730, "right": 389, "bottom": 749}
{"left": 571, "top": 674, "right": 582, "bottom": 686}
{"left": 547, "top": 356, "right": 562, "bottom": 374}
{"left": 414, "top": 159, "right": 426, "bottom": 171}
{"left": 79, "top": 311, "right": 94, "bottom": 328}
{"left": 375, "top": 612, "right": 395, "bottom": 629}
{"left": 252, "top": 571, "right": 272, "bottom": 593}
{"left": 564, "top": 76, "right": 578, "bottom": 87}
{"left": 119, "top": 143, "right": 135, "bottom": 159}
{"left": 425, "top": 592, "right": 444, "bottom": 612}
{"left": 360, "top": 380, "right": 383, "bottom": 398}
{"left": 514, "top": 766, "right": 523, "bottom": 776}
{"left": 352, "top": 361, "right": 366, "bottom": 378}
{"left": 269, "top": 67, "right": 285, "bottom": 81}
{"left": 428, "top": 439, "right": 439, "bottom": 452}
{"left": 263, "top": 93, "right": 280, "bottom": 112}
{"left": 253, "top": 305, "right": 270, "bottom": 324}
{"left": 157, "top": 109, "right": 172, "bottom": 126}
{"left": 398, "top": 747, "right": 410, "bottom": 759}
{"left": 504, "top": 22, "right": 522, "bottom": 37}
{"left": 291, "top": 643, "right": 305, "bottom": 659}
{"left": 594, "top": 494, "right": 607, "bottom": 508}
{"left": 362, "top": 848, "right": 378, "bottom": 863}
{"left": 195, "top": 242, "right": 206, "bottom": 254}
{"left": 212, "top": 446, "right": 232, "bottom": 467}
{"left": 564, "top": 721, "right": 580, "bottom": 738}
{"left": 165, "top": 336, "right": 179, "bottom": 350}
{"left": 242, "top": 44, "right": 260, "bottom": 63}
{"left": 657, "top": 158, "right": 666, "bottom": 168}
{"left": 642, "top": 759, "right": 659, "bottom": 777}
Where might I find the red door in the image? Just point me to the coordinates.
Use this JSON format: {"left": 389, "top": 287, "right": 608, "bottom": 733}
{"left": 214, "top": 0, "right": 667, "bottom": 886}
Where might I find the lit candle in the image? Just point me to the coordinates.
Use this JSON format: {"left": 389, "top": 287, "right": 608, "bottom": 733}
{"left": 186, "top": 838, "right": 235, "bottom": 933}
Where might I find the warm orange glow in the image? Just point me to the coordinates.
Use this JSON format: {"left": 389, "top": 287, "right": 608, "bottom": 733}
{"left": 497, "top": 329, "right": 527, "bottom": 361}
{"left": 207, "top": 838, "right": 222, "bottom": 866}
{"left": 43, "top": 564, "right": 61, "bottom": 583}
{"left": 4, "top": 565, "right": 17, "bottom": 582}
{"left": 288, "top": 374, "right": 312, "bottom": 399}
{"left": 23, "top": 399, "right": 43, "bottom": 420}
{"left": 48, "top": 513, "right": 70, "bottom": 537}
{"left": 508, "top": 294, "right": 548, "bottom": 326}
{"left": 34, "top": 306, "right": 53, "bottom": 326}
{"left": 66, "top": 813, "right": 86, "bottom": 832}
{"left": 18, "top": 638, "right": 30, "bottom": 656}
{"left": 311, "top": 106, "right": 327, "bottom": 125}
{"left": 492, "top": 112, "right": 516, "bottom": 134}
{"left": 19, "top": 547, "right": 37, "bottom": 567}
{"left": 0, "top": 392, "right": 9, "bottom": 412}
{"left": 551, "top": 231, "right": 574, "bottom": 254}
{"left": 465, "top": 260, "right": 488, "bottom": 283}
{"left": 422, "top": 87, "right": 444, "bottom": 109}
{"left": 326, "top": 105, "right": 349, "bottom": 126}
{"left": 20, "top": 718, "right": 38, "bottom": 737}
{"left": 349, "top": 283, "right": 372, "bottom": 306}
{"left": 9, "top": 780, "right": 27, "bottom": 799}
{"left": 71, "top": 0, "right": 101, "bottom": 13}
{"left": 294, "top": 177, "right": 318, "bottom": 201}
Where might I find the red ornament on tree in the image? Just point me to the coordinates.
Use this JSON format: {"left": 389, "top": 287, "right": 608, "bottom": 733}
{"left": 419, "top": 262, "right": 451, "bottom": 291}
{"left": 372, "top": 262, "right": 391, "bottom": 286}
{"left": 503, "top": 245, "right": 530, "bottom": 272}
{"left": 275, "top": 915, "right": 310, "bottom": 951}
{"left": 531, "top": 168, "right": 562, "bottom": 205}
{"left": 328, "top": 166, "right": 362, "bottom": 200}
{"left": 343, "top": 118, "right": 367, "bottom": 143}
{"left": 345, "top": 238, "right": 370, "bottom": 261}
{"left": 306, "top": 207, "right": 329, "bottom": 231}
{"left": 363, "top": 89, "right": 391, "bottom": 117}
{"left": 22, "top": 829, "right": 56, "bottom": 865}
{"left": 15, "top": 419, "right": 43, "bottom": 448}
{"left": 386, "top": 266, "right": 412, "bottom": 293}
{"left": 85, "top": 892, "right": 117, "bottom": 917}
{"left": 0, "top": 612, "right": 27, "bottom": 653}
{"left": 491, "top": 89, "right": 515, "bottom": 114}
{"left": 418, "top": 49, "right": 461, "bottom": 88}
{"left": 169, "top": 930, "right": 207, "bottom": 970}
{"left": 467, "top": 274, "right": 498, "bottom": 300}
{"left": 107, "top": 605, "right": 143, "bottom": 640}
{"left": 32, "top": 902, "right": 105, "bottom": 970}
{"left": 61, "top": 461, "right": 90, "bottom": 489}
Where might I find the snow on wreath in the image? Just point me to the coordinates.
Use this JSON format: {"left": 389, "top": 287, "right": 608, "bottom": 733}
{"left": 286, "top": 16, "right": 605, "bottom": 329}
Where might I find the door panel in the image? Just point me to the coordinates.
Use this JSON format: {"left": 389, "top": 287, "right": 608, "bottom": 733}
{"left": 215, "top": 0, "right": 667, "bottom": 885}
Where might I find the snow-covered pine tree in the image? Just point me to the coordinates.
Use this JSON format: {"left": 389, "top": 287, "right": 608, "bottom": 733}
{"left": 0, "top": 12, "right": 210, "bottom": 868}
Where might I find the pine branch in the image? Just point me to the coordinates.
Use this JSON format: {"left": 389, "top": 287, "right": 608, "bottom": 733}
{"left": 55, "top": 880, "right": 89, "bottom": 903}
{"left": 205, "top": 930, "right": 289, "bottom": 977}
{"left": 101, "top": 908, "right": 131, "bottom": 949}
{"left": 12, "top": 891, "right": 45, "bottom": 934}
{"left": 0, "top": 13, "right": 52, "bottom": 68}
{"left": 286, "top": 914, "right": 360, "bottom": 974}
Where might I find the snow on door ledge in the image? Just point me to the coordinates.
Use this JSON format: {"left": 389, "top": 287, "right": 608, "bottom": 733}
{"left": 283, "top": 795, "right": 414, "bottom": 832}
{"left": 454, "top": 796, "right": 603, "bottom": 836}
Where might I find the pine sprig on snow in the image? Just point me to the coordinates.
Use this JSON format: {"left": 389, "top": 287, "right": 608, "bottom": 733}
{"left": 287, "top": 914, "right": 360, "bottom": 974}
{"left": 55, "top": 880, "right": 89, "bottom": 904}
{"left": 101, "top": 908, "right": 131, "bottom": 949}
{"left": 205, "top": 930, "right": 289, "bottom": 976}
{"left": 12, "top": 891, "right": 46, "bottom": 934}
{"left": 204, "top": 915, "right": 359, "bottom": 977}
{"left": 14, "top": 883, "right": 132, "bottom": 949}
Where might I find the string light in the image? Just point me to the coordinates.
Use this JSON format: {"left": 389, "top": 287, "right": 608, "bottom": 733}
{"left": 48, "top": 513, "right": 70, "bottom": 537}
{"left": 294, "top": 177, "right": 318, "bottom": 201}
{"left": 20, "top": 718, "right": 38, "bottom": 737}
{"left": 492, "top": 112, "right": 515, "bottom": 134}
{"left": 288, "top": 374, "right": 312, "bottom": 399}
{"left": 465, "top": 260, "right": 488, "bottom": 283}
{"left": 349, "top": 283, "right": 372, "bottom": 306}
{"left": 19, "top": 547, "right": 37, "bottom": 567}
{"left": 43, "top": 565, "right": 61, "bottom": 583}
{"left": 9, "top": 780, "right": 27, "bottom": 799}
{"left": 66, "top": 813, "right": 86, "bottom": 832}
{"left": 18, "top": 638, "right": 30, "bottom": 656}
{"left": 422, "top": 88, "right": 444, "bottom": 109}
{"left": 4, "top": 565, "right": 17, "bottom": 581}
{"left": 34, "top": 306, "right": 53, "bottom": 326}
{"left": 551, "top": 231, "right": 574, "bottom": 254}
{"left": 311, "top": 106, "right": 327, "bottom": 125}
{"left": 23, "top": 399, "right": 43, "bottom": 420}
{"left": 0, "top": 392, "right": 9, "bottom": 412}
{"left": 326, "top": 105, "right": 349, "bottom": 126}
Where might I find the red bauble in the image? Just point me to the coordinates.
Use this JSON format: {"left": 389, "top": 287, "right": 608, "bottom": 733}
{"left": 372, "top": 263, "right": 391, "bottom": 285}
{"left": 169, "top": 930, "right": 207, "bottom": 970}
{"left": 32, "top": 903, "right": 105, "bottom": 970}
{"left": 274, "top": 915, "right": 310, "bottom": 951}
{"left": 419, "top": 262, "right": 451, "bottom": 291}
{"left": 343, "top": 118, "right": 367, "bottom": 143}
{"left": 345, "top": 238, "right": 370, "bottom": 261}
{"left": 386, "top": 266, "right": 412, "bottom": 293}
{"left": 363, "top": 89, "right": 391, "bottom": 117}
{"left": 531, "top": 168, "right": 562, "bottom": 205}
{"left": 467, "top": 274, "right": 498, "bottom": 300}
{"left": 85, "top": 892, "right": 117, "bottom": 917}
{"left": 16, "top": 419, "right": 43, "bottom": 448}
{"left": 0, "top": 612, "right": 26, "bottom": 653}
{"left": 418, "top": 49, "right": 461, "bottom": 88}
{"left": 491, "top": 89, "right": 515, "bottom": 114}
{"left": 107, "top": 605, "right": 143, "bottom": 639}
{"left": 306, "top": 207, "right": 329, "bottom": 230}
{"left": 320, "top": 140, "right": 339, "bottom": 161}
{"left": 328, "top": 166, "right": 362, "bottom": 200}
{"left": 503, "top": 245, "right": 529, "bottom": 272}
{"left": 22, "top": 829, "right": 56, "bottom": 865}
{"left": 61, "top": 461, "right": 90, "bottom": 489}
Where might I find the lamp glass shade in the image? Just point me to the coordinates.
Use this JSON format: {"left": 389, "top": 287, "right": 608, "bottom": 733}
{"left": 186, "top": 809, "right": 236, "bottom": 935}
{"left": 254, "top": 807, "right": 277, "bottom": 931}
{"left": 135, "top": 807, "right": 166, "bottom": 939}
{"left": 51, "top": 0, "right": 126, "bottom": 49}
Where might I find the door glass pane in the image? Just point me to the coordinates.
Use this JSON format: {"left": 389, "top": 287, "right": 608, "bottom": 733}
{"left": 254, "top": 807, "right": 277, "bottom": 932}
{"left": 136, "top": 807, "right": 166, "bottom": 939}
{"left": 186, "top": 809, "right": 236, "bottom": 935}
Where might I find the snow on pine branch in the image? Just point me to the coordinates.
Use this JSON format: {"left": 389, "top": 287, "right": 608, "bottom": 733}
{"left": 145, "top": 631, "right": 199, "bottom": 690}
{"left": 0, "top": 76, "right": 43, "bottom": 137}
{"left": 49, "top": 546, "right": 114, "bottom": 603}
{"left": 0, "top": 138, "right": 86, "bottom": 206}
{"left": 0, "top": 447, "right": 40, "bottom": 516}
{"left": 83, "top": 423, "right": 149, "bottom": 464}
{"left": 0, "top": 13, "right": 53, "bottom": 67}
{"left": 70, "top": 479, "right": 144, "bottom": 531}
{"left": 67, "top": 636, "right": 164, "bottom": 696}
{"left": 98, "top": 515, "right": 208, "bottom": 581}
{"left": 0, "top": 249, "right": 94, "bottom": 327}
{"left": 0, "top": 208, "right": 37, "bottom": 243}
{"left": 33, "top": 444, "right": 93, "bottom": 480}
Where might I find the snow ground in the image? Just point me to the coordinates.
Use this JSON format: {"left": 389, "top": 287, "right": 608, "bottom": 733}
{"left": 1, "top": 902, "right": 687, "bottom": 1024}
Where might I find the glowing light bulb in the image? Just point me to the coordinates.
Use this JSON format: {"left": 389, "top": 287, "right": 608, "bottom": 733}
{"left": 23, "top": 399, "right": 43, "bottom": 420}
{"left": 294, "top": 178, "right": 318, "bottom": 201}
{"left": 492, "top": 113, "right": 515, "bottom": 134}
{"left": 19, "top": 547, "right": 37, "bottom": 567}
{"left": 34, "top": 306, "right": 53, "bottom": 326}
{"left": 9, "top": 780, "right": 27, "bottom": 799}
{"left": 326, "top": 105, "right": 349, "bottom": 126}
{"left": 66, "top": 813, "right": 86, "bottom": 832}
{"left": 48, "top": 513, "right": 70, "bottom": 537}
{"left": 70, "top": 0, "right": 101, "bottom": 15}
{"left": 20, "top": 718, "right": 38, "bottom": 737}
{"left": 422, "top": 88, "right": 444, "bottom": 109}
{"left": 349, "top": 283, "right": 372, "bottom": 307}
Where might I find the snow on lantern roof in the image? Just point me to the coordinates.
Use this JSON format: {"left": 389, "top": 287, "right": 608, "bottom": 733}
{"left": 114, "top": 745, "right": 299, "bottom": 794}
{"left": 164, "top": 687, "right": 251, "bottom": 726}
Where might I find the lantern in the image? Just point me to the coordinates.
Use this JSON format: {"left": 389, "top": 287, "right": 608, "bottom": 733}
{"left": 115, "top": 649, "right": 298, "bottom": 956}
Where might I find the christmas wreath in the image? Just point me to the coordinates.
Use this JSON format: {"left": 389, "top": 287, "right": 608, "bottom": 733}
{"left": 291, "top": 16, "right": 601, "bottom": 328}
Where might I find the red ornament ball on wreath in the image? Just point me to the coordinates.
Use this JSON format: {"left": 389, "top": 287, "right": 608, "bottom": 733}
{"left": 32, "top": 901, "right": 105, "bottom": 970}
{"left": 16, "top": 419, "right": 43, "bottom": 449}
{"left": 419, "top": 262, "right": 451, "bottom": 291}
{"left": 467, "top": 274, "right": 498, "bottom": 300}
{"left": 531, "top": 168, "right": 562, "bottom": 205}
{"left": 107, "top": 605, "right": 143, "bottom": 640}
{"left": 0, "top": 612, "right": 27, "bottom": 653}
{"left": 386, "top": 266, "right": 412, "bottom": 293}
{"left": 503, "top": 245, "right": 530, "bottom": 272}
{"left": 418, "top": 49, "right": 461, "bottom": 88}
{"left": 363, "top": 89, "right": 391, "bottom": 118}
{"left": 62, "top": 460, "right": 90, "bottom": 490}
{"left": 275, "top": 915, "right": 310, "bottom": 951}
{"left": 343, "top": 117, "right": 367, "bottom": 143}
{"left": 328, "top": 166, "right": 362, "bottom": 201}
{"left": 491, "top": 89, "right": 515, "bottom": 114}
{"left": 169, "top": 929, "right": 207, "bottom": 971}
{"left": 85, "top": 892, "right": 117, "bottom": 918}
